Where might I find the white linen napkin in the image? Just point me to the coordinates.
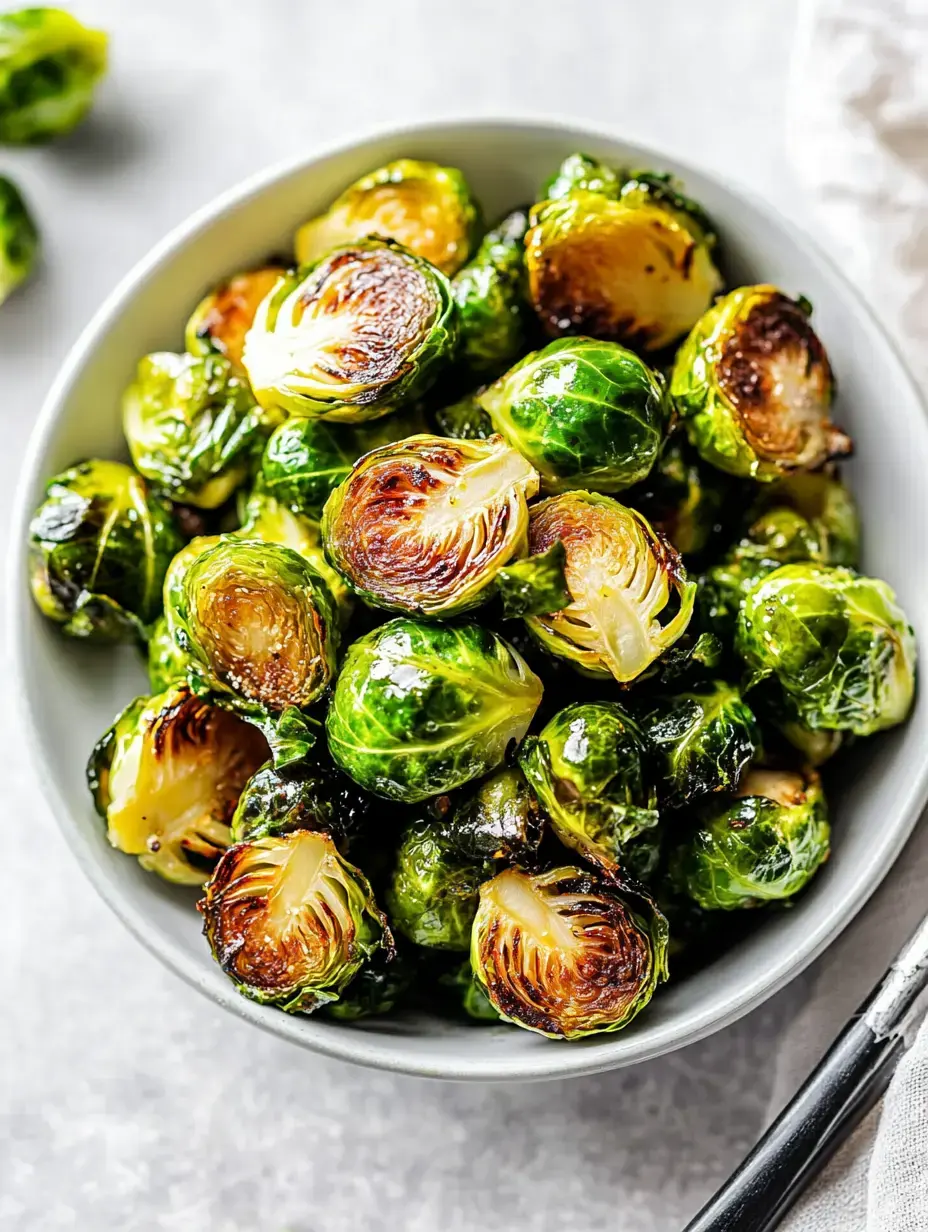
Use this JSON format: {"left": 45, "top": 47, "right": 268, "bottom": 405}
{"left": 773, "top": 1, "right": 928, "bottom": 1226}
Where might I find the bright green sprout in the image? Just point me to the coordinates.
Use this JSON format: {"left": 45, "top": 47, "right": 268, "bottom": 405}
{"left": 451, "top": 207, "right": 530, "bottom": 377}
{"left": 540, "top": 152, "right": 621, "bottom": 201}
{"left": 0, "top": 173, "right": 38, "bottom": 302}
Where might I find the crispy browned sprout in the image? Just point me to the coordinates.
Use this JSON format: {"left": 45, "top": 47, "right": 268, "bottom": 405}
{"left": 185, "top": 266, "right": 286, "bottom": 369}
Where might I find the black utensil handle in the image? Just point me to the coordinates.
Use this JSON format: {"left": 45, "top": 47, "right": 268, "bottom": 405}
{"left": 683, "top": 914, "right": 928, "bottom": 1232}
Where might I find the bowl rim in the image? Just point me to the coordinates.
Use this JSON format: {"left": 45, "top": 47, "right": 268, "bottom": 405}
{"left": 10, "top": 114, "right": 928, "bottom": 1081}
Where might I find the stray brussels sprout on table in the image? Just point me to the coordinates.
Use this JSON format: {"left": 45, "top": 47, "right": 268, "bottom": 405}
{"left": 185, "top": 265, "right": 285, "bottom": 369}
{"left": 0, "top": 174, "right": 38, "bottom": 303}
{"left": 480, "top": 336, "right": 667, "bottom": 493}
{"left": 471, "top": 866, "right": 669, "bottom": 1039}
{"left": 327, "top": 618, "right": 542, "bottom": 803}
{"left": 295, "top": 158, "right": 481, "bottom": 276}
{"left": 29, "top": 459, "right": 182, "bottom": 641}
{"left": 451, "top": 207, "right": 531, "bottom": 378}
{"left": 540, "top": 152, "right": 622, "bottom": 201}
{"left": 670, "top": 767, "right": 831, "bottom": 910}
{"left": 437, "top": 766, "right": 543, "bottom": 863}
{"left": 524, "top": 491, "right": 695, "bottom": 683}
{"left": 200, "top": 830, "right": 391, "bottom": 1013}
{"left": 87, "top": 685, "right": 270, "bottom": 886}
{"left": 0, "top": 7, "right": 107, "bottom": 144}
{"left": 672, "top": 285, "right": 852, "bottom": 481}
{"left": 243, "top": 239, "right": 457, "bottom": 422}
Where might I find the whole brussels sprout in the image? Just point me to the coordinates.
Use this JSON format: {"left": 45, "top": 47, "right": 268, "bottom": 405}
{"left": 326, "top": 618, "right": 542, "bottom": 802}
{"left": 431, "top": 390, "right": 493, "bottom": 440}
{"left": 736, "top": 564, "right": 916, "bottom": 736}
{"left": 479, "top": 337, "right": 667, "bottom": 493}
{"left": 200, "top": 829, "right": 391, "bottom": 1013}
{"left": 0, "top": 7, "right": 107, "bottom": 144}
{"left": 122, "top": 352, "right": 264, "bottom": 509}
{"left": 749, "top": 472, "right": 860, "bottom": 568}
{"left": 258, "top": 405, "right": 427, "bottom": 519}
{"left": 520, "top": 702, "right": 659, "bottom": 873}
{"left": 525, "top": 491, "right": 695, "bottom": 683}
{"left": 28, "top": 459, "right": 183, "bottom": 641}
{"left": 322, "top": 433, "right": 547, "bottom": 618}
{"left": 640, "top": 682, "right": 760, "bottom": 809}
{"left": 146, "top": 613, "right": 191, "bottom": 692}
{"left": 672, "top": 285, "right": 852, "bottom": 480}
{"left": 294, "top": 158, "right": 480, "bottom": 276}
{"left": 87, "top": 684, "right": 270, "bottom": 886}
{"left": 525, "top": 180, "right": 722, "bottom": 351}
{"left": 243, "top": 239, "right": 457, "bottom": 423}
{"left": 629, "top": 435, "right": 733, "bottom": 559}
{"left": 670, "top": 767, "right": 831, "bottom": 909}
{"left": 229, "top": 752, "right": 376, "bottom": 853}
{"left": 167, "top": 536, "right": 339, "bottom": 713}
{"left": 386, "top": 818, "right": 493, "bottom": 951}
{"left": 471, "top": 865, "right": 669, "bottom": 1038}
{"left": 326, "top": 946, "right": 417, "bottom": 1022}
{"left": 438, "top": 766, "right": 543, "bottom": 863}
{"left": 0, "top": 174, "right": 38, "bottom": 303}
{"left": 451, "top": 208, "right": 530, "bottom": 378}
{"left": 438, "top": 959, "right": 501, "bottom": 1022}
{"left": 540, "top": 152, "right": 621, "bottom": 201}
{"left": 185, "top": 265, "right": 286, "bottom": 370}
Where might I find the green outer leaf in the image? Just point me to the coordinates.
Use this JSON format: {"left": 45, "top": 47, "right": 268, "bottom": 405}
{"left": 540, "top": 153, "right": 622, "bottom": 201}
{"left": 431, "top": 392, "right": 494, "bottom": 440}
{"left": 496, "top": 541, "right": 569, "bottom": 619}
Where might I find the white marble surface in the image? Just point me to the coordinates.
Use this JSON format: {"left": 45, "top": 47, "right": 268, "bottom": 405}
{"left": 0, "top": 2, "right": 820, "bottom": 1228}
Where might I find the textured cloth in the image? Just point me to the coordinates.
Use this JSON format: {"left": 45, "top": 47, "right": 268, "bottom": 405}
{"left": 774, "top": 1, "right": 928, "bottom": 1227}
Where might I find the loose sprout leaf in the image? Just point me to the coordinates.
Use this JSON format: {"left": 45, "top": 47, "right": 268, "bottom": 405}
{"left": 496, "top": 541, "right": 569, "bottom": 619}
{"left": 0, "top": 174, "right": 38, "bottom": 303}
{"left": 322, "top": 434, "right": 539, "bottom": 618}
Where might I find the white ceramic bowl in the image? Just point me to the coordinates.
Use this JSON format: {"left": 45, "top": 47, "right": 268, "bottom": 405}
{"left": 11, "top": 119, "right": 928, "bottom": 1081}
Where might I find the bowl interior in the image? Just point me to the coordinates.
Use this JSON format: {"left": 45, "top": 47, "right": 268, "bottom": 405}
{"left": 12, "top": 120, "right": 928, "bottom": 1080}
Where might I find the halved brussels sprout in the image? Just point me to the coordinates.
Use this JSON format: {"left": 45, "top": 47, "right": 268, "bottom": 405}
{"left": 640, "top": 682, "right": 760, "bottom": 809}
{"left": 322, "top": 433, "right": 540, "bottom": 617}
{"left": 28, "top": 459, "right": 183, "bottom": 641}
{"left": 525, "top": 183, "right": 721, "bottom": 351}
{"left": 386, "top": 819, "right": 492, "bottom": 951}
{"left": 87, "top": 685, "right": 270, "bottom": 885}
{"left": 629, "top": 435, "right": 733, "bottom": 559}
{"left": 294, "top": 159, "right": 480, "bottom": 276}
{"left": 438, "top": 958, "right": 501, "bottom": 1022}
{"left": 471, "top": 865, "right": 669, "bottom": 1039}
{"left": 167, "top": 536, "right": 339, "bottom": 713}
{"left": 122, "top": 352, "right": 264, "bottom": 509}
{"left": 185, "top": 265, "right": 286, "bottom": 369}
{"left": 451, "top": 208, "right": 530, "bottom": 378}
{"left": 520, "top": 702, "right": 659, "bottom": 873}
{"left": 0, "top": 174, "right": 38, "bottom": 303}
{"left": 479, "top": 337, "right": 666, "bottom": 493}
{"left": 736, "top": 563, "right": 916, "bottom": 736}
{"left": 540, "top": 153, "right": 621, "bottom": 201}
{"left": 438, "top": 766, "right": 543, "bottom": 863}
{"left": 147, "top": 613, "right": 191, "bottom": 692}
{"left": 258, "top": 406, "right": 427, "bottom": 519}
{"left": 326, "top": 618, "right": 542, "bottom": 802}
{"left": 525, "top": 491, "right": 695, "bottom": 683}
{"left": 672, "top": 285, "right": 851, "bottom": 480}
{"left": 670, "top": 767, "right": 830, "bottom": 909}
{"left": 0, "top": 7, "right": 108, "bottom": 143}
{"left": 243, "top": 239, "right": 457, "bottom": 423}
{"left": 200, "top": 829, "right": 390, "bottom": 1012}
{"left": 326, "top": 946, "right": 416, "bottom": 1021}
{"left": 431, "top": 391, "right": 494, "bottom": 440}
{"left": 748, "top": 472, "right": 860, "bottom": 568}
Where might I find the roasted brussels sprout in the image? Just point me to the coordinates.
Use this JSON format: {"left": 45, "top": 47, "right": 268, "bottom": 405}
{"left": 167, "top": 536, "right": 339, "bottom": 713}
{"left": 229, "top": 753, "right": 375, "bottom": 853}
{"left": 431, "top": 391, "right": 494, "bottom": 440}
{"left": 540, "top": 152, "right": 621, "bottom": 201}
{"left": 122, "top": 352, "right": 264, "bottom": 509}
{"left": 525, "top": 491, "right": 695, "bottom": 683}
{"left": 146, "top": 613, "right": 191, "bottom": 692}
{"left": 736, "top": 564, "right": 916, "bottom": 736}
{"left": 525, "top": 181, "right": 721, "bottom": 351}
{"left": 438, "top": 958, "right": 501, "bottom": 1022}
{"left": 200, "top": 830, "right": 390, "bottom": 1012}
{"left": 29, "top": 459, "right": 182, "bottom": 641}
{"left": 670, "top": 767, "right": 830, "bottom": 909}
{"left": 322, "top": 433, "right": 542, "bottom": 617}
{"left": 471, "top": 865, "right": 669, "bottom": 1038}
{"left": 0, "top": 7, "right": 107, "bottom": 144}
{"left": 640, "top": 682, "right": 760, "bottom": 809}
{"left": 326, "top": 618, "right": 542, "bottom": 802}
{"left": 185, "top": 265, "right": 286, "bottom": 370}
{"left": 749, "top": 472, "right": 860, "bottom": 568}
{"left": 243, "top": 240, "right": 457, "bottom": 423}
{"left": 386, "top": 819, "right": 492, "bottom": 950}
{"left": 0, "top": 173, "right": 37, "bottom": 303}
{"left": 520, "top": 702, "right": 659, "bottom": 873}
{"left": 326, "top": 947, "right": 416, "bottom": 1021}
{"left": 480, "top": 337, "right": 666, "bottom": 493}
{"left": 672, "top": 285, "right": 852, "bottom": 480}
{"left": 438, "top": 766, "right": 543, "bottom": 862}
{"left": 629, "top": 435, "right": 733, "bottom": 559}
{"left": 451, "top": 208, "right": 530, "bottom": 377}
{"left": 87, "top": 685, "right": 270, "bottom": 886}
{"left": 294, "top": 159, "right": 480, "bottom": 276}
